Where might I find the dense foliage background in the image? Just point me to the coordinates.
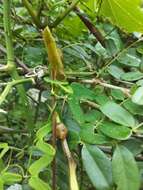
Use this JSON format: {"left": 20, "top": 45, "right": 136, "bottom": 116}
{"left": 0, "top": 0, "right": 143, "bottom": 190}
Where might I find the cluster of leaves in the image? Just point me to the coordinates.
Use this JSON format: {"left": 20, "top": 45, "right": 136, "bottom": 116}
{"left": 0, "top": 0, "right": 143, "bottom": 190}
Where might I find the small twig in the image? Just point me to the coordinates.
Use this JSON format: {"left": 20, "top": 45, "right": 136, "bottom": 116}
{"left": 22, "top": 0, "right": 42, "bottom": 28}
{"left": 82, "top": 100, "right": 100, "bottom": 109}
{"left": 50, "top": 0, "right": 80, "bottom": 28}
{"left": 98, "top": 38, "right": 143, "bottom": 76}
{"left": 80, "top": 78, "right": 131, "bottom": 97}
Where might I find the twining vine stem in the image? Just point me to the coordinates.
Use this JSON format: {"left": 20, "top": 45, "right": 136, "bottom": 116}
{"left": 3, "top": 0, "right": 34, "bottom": 131}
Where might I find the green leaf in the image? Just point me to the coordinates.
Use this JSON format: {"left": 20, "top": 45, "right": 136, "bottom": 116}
{"left": 0, "top": 143, "right": 9, "bottom": 159}
{"left": 82, "top": 145, "right": 113, "bottom": 190}
{"left": 100, "top": 101, "right": 136, "bottom": 128}
{"left": 132, "top": 86, "right": 143, "bottom": 105}
{"left": 94, "top": 42, "right": 109, "bottom": 59}
{"left": 1, "top": 172, "right": 22, "bottom": 185}
{"left": 121, "top": 71, "right": 143, "bottom": 81}
{"left": 123, "top": 99, "right": 143, "bottom": 115}
{"left": 99, "top": 122, "right": 132, "bottom": 140}
{"left": 122, "top": 139, "right": 143, "bottom": 156}
{"left": 95, "top": 94, "right": 110, "bottom": 106}
{"left": 44, "top": 78, "right": 73, "bottom": 94}
{"left": 29, "top": 142, "right": 54, "bottom": 175}
{"left": 112, "top": 145, "right": 140, "bottom": 190}
{"left": 63, "top": 16, "right": 85, "bottom": 38}
{"left": 80, "top": 129, "right": 110, "bottom": 145}
{"left": 80, "top": 0, "right": 96, "bottom": 17}
{"left": 36, "top": 122, "right": 51, "bottom": 140}
{"left": 68, "top": 96, "right": 84, "bottom": 124}
{"left": 0, "top": 178, "right": 3, "bottom": 190}
{"left": 28, "top": 124, "right": 55, "bottom": 190}
{"left": 111, "top": 89, "right": 125, "bottom": 100}
{"left": 68, "top": 83, "right": 96, "bottom": 123}
{"left": 84, "top": 110, "right": 102, "bottom": 123}
{"left": 118, "top": 54, "right": 141, "bottom": 67}
{"left": 108, "top": 65, "right": 125, "bottom": 79}
{"left": 29, "top": 177, "right": 51, "bottom": 190}
{"left": 23, "top": 46, "right": 44, "bottom": 67}
{"left": 99, "top": 0, "right": 143, "bottom": 33}
{"left": 71, "top": 83, "right": 95, "bottom": 100}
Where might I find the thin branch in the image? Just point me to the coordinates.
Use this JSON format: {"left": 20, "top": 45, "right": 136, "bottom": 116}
{"left": 98, "top": 38, "right": 143, "bottom": 76}
{"left": 22, "top": 0, "right": 42, "bottom": 28}
{"left": 50, "top": 0, "right": 80, "bottom": 28}
{"left": 82, "top": 100, "right": 100, "bottom": 109}
{"left": 74, "top": 7, "right": 105, "bottom": 47}
{"left": 80, "top": 78, "right": 131, "bottom": 97}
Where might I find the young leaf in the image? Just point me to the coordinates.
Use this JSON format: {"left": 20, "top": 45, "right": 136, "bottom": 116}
{"left": 112, "top": 145, "right": 140, "bottom": 190}
{"left": 36, "top": 122, "right": 51, "bottom": 141}
{"left": 132, "top": 86, "right": 143, "bottom": 105}
{"left": 29, "top": 142, "right": 55, "bottom": 175}
{"left": 29, "top": 177, "right": 51, "bottom": 190}
{"left": 121, "top": 71, "right": 143, "bottom": 81}
{"left": 100, "top": 101, "right": 136, "bottom": 128}
{"left": 82, "top": 144, "right": 113, "bottom": 190}
{"left": 1, "top": 172, "right": 22, "bottom": 184}
{"left": 99, "top": 122, "right": 132, "bottom": 140}
{"left": 0, "top": 143, "right": 9, "bottom": 159}
{"left": 28, "top": 123, "right": 55, "bottom": 190}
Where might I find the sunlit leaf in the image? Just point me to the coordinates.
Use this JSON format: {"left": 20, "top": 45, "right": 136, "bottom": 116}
{"left": 99, "top": 0, "right": 143, "bottom": 33}
{"left": 1, "top": 172, "right": 22, "bottom": 184}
